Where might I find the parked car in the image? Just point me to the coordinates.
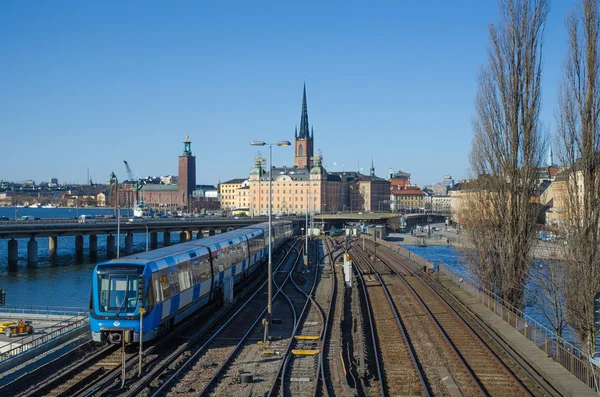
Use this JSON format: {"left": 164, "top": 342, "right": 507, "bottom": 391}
{"left": 0, "top": 216, "right": 8, "bottom": 221}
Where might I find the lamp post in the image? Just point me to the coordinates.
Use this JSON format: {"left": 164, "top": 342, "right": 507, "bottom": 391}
{"left": 143, "top": 223, "right": 149, "bottom": 252}
{"left": 117, "top": 205, "right": 121, "bottom": 258}
{"left": 305, "top": 182, "right": 309, "bottom": 266}
{"left": 250, "top": 140, "right": 291, "bottom": 341}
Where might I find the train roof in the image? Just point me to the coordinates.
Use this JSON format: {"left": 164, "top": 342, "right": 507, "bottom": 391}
{"left": 95, "top": 220, "right": 291, "bottom": 269}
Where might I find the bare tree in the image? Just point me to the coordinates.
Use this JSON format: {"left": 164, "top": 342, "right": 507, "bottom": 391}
{"left": 462, "top": 0, "right": 548, "bottom": 308}
{"left": 557, "top": 0, "right": 600, "bottom": 355}
{"left": 527, "top": 260, "right": 568, "bottom": 337}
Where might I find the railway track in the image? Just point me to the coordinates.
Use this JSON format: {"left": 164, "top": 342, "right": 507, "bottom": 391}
{"left": 0, "top": 332, "right": 97, "bottom": 396}
{"left": 122, "top": 240, "right": 301, "bottom": 397}
{"left": 280, "top": 238, "right": 337, "bottom": 397}
{"left": 14, "top": 243, "right": 297, "bottom": 397}
{"left": 350, "top": 247, "right": 429, "bottom": 397}
{"left": 200, "top": 243, "right": 305, "bottom": 397}
{"left": 359, "top": 238, "right": 537, "bottom": 396}
{"left": 318, "top": 237, "right": 350, "bottom": 397}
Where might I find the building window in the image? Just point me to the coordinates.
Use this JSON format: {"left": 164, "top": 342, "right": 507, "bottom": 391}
{"left": 298, "top": 144, "right": 304, "bottom": 157}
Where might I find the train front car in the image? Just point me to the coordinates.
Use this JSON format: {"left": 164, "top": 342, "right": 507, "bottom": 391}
{"left": 90, "top": 260, "right": 150, "bottom": 344}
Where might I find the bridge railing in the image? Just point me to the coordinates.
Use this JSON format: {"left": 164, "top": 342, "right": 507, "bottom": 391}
{"left": 0, "top": 216, "right": 268, "bottom": 226}
{"left": 383, "top": 243, "right": 597, "bottom": 389}
{"left": 0, "top": 305, "right": 87, "bottom": 318}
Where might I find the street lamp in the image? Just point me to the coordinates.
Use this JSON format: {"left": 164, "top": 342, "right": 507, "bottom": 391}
{"left": 250, "top": 140, "right": 291, "bottom": 341}
{"left": 305, "top": 182, "right": 309, "bottom": 266}
{"left": 143, "top": 223, "right": 149, "bottom": 252}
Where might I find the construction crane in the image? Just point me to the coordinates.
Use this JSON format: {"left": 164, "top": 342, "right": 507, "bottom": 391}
{"left": 123, "top": 160, "right": 143, "bottom": 203}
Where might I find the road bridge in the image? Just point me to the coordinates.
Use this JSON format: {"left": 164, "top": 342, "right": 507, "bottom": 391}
{"left": 0, "top": 217, "right": 303, "bottom": 266}
{"left": 314, "top": 212, "right": 447, "bottom": 230}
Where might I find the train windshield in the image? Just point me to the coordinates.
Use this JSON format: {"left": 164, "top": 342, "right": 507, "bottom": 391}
{"left": 96, "top": 265, "right": 141, "bottom": 313}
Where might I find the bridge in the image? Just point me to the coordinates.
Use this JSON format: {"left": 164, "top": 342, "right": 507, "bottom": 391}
{"left": 313, "top": 212, "right": 448, "bottom": 228}
{"left": 0, "top": 217, "right": 274, "bottom": 266}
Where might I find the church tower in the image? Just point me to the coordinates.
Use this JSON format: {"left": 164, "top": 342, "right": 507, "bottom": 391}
{"left": 294, "top": 83, "right": 314, "bottom": 168}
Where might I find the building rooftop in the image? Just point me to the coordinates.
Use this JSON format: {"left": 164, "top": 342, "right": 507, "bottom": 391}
{"left": 221, "top": 178, "right": 247, "bottom": 185}
{"left": 260, "top": 167, "right": 311, "bottom": 182}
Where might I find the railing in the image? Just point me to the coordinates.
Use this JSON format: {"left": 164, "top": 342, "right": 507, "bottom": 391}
{"left": 0, "top": 312, "right": 89, "bottom": 363}
{"left": 0, "top": 216, "right": 269, "bottom": 226}
{"left": 0, "top": 305, "right": 87, "bottom": 318}
{"left": 387, "top": 243, "right": 597, "bottom": 389}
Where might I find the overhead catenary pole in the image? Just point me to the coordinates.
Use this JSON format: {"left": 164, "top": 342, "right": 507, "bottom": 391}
{"left": 250, "top": 140, "right": 291, "bottom": 342}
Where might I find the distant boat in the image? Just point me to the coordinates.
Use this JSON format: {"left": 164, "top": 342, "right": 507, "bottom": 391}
{"left": 133, "top": 201, "right": 153, "bottom": 218}
{"left": 42, "top": 204, "right": 57, "bottom": 209}
{"left": 29, "top": 203, "right": 41, "bottom": 209}
{"left": 16, "top": 205, "right": 25, "bottom": 208}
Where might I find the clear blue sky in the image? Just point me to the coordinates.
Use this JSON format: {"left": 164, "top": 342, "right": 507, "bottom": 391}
{"left": 0, "top": 1, "right": 572, "bottom": 187}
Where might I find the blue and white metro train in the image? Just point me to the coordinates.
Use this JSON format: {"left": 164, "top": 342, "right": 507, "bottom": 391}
{"left": 89, "top": 221, "right": 294, "bottom": 344}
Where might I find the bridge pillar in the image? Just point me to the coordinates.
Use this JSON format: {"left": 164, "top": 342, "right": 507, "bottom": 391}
{"left": 107, "top": 235, "right": 116, "bottom": 258}
{"left": 185, "top": 230, "right": 193, "bottom": 241}
{"left": 197, "top": 230, "right": 203, "bottom": 239}
{"left": 150, "top": 232, "right": 158, "bottom": 249}
{"left": 179, "top": 231, "right": 187, "bottom": 243}
{"left": 125, "top": 232, "right": 134, "bottom": 255}
{"left": 75, "top": 235, "right": 84, "bottom": 258}
{"left": 163, "top": 232, "right": 171, "bottom": 247}
{"left": 49, "top": 236, "right": 58, "bottom": 257}
{"left": 208, "top": 229, "right": 215, "bottom": 237}
{"left": 89, "top": 235, "right": 98, "bottom": 257}
{"left": 28, "top": 237, "right": 38, "bottom": 265}
{"left": 8, "top": 238, "right": 18, "bottom": 266}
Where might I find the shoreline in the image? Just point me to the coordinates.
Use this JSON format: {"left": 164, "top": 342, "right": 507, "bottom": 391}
{"left": 385, "top": 232, "right": 565, "bottom": 261}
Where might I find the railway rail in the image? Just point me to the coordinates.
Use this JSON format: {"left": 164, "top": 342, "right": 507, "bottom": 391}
{"left": 199, "top": 243, "right": 305, "bottom": 397}
{"left": 12, "top": 242, "right": 297, "bottom": 397}
{"left": 318, "top": 237, "right": 349, "bottom": 397}
{"left": 349, "top": 246, "right": 429, "bottom": 397}
{"left": 359, "top": 238, "right": 545, "bottom": 397}
{"left": 129, "top": 240, "right": 302, "bottom": 397}
{"left": 280, "top": 238, "right": 338, "bottom": 397}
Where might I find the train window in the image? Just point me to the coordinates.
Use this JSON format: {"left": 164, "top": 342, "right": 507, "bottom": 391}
{"left": 147, "top": 281, "right": 155, "bottom": 311}
{"left": 178, "top": 264, "right": 192, "bottom": 290}
{"left": 168, "top": 271, "right": 180, "bottom": 295}
{"left": 153, "top": 276, "right": 162, "bottom": 303}
{"left": 158, "top": 271, "right": 171, "bottom": 300}
{"left": 97, "top": 274, "right": 138, "bottom": 312}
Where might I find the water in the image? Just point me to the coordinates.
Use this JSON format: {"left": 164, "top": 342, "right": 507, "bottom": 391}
{"left": 0, "top": 207, "right": 174, "bottom": 308}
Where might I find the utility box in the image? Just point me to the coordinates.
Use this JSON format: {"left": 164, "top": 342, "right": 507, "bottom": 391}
{"left": 224, "top": 276, "right": 234, "bottom": 305}
{"left": 343, "top": 253, "right": 352, "bottom": 288}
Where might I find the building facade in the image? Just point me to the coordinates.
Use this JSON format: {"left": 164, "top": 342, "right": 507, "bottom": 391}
{"left": 219, "top": 178, "right": 247, "bottom": 213}
{"left": 390, "top": 187, "right": 425, "bottom": 211}
{"left": 247, "top": 84, "right": 389, "bottom": 215}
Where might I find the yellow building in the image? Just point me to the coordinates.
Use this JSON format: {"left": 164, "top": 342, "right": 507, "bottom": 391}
{"left": 391, "top": 187, "right": 424, "bottom": 211}
{"left": 219, "top": 178, "right": 247, "bottom": 214}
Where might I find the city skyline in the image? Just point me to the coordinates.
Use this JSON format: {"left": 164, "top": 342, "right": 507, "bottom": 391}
{"left": 1, "top": 1, "right": 573, "bottom": 186}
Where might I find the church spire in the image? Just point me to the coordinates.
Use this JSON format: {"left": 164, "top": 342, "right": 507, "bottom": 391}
{"left": 370, "top": 157, "right": 375, "bottom": 176}
{"left": 299, "top": 82, "right": 309, "bottom": 138}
